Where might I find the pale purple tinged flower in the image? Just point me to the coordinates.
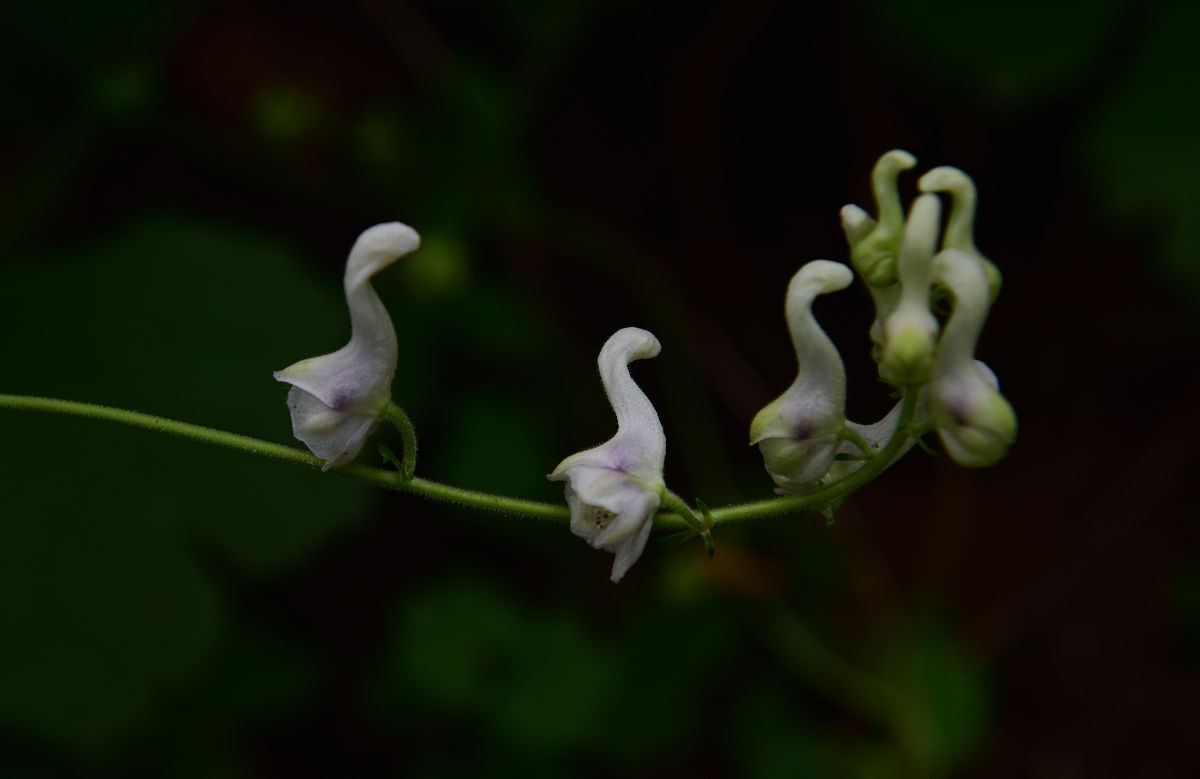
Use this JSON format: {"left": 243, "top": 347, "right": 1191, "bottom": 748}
{"left": 549, "top": 327, "right": 666, "bottom": 582}
{"left": 275, "top": 222, "right": 420, "bottom": 470}
{"left": 750, "top": 260, "right": 853, "bottom": 494}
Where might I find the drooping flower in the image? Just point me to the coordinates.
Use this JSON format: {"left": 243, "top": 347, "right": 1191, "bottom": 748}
{"left": 928, "top": 249, "right": 1017, "bottom": 466}
{"left": 548, "top": 327, "right": 666, "bottom": 582}
{"left": 750, "top": 260, "right": 853, "bottom": 494}
{"left": 274, "top": 222, "right": 420, "bottom": 470}
{"left": 879, "top": 193, "right": 942, "bottom": 387}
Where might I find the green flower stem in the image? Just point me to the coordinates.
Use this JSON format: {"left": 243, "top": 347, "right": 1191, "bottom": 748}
{"left": 400, "top": 477, "right": 569, "bottom": 520}
{"left": 0, "top": 393, "right": 568, "bottom": 519}
{"left": 1, "top": 391, "right": 916, "bottom": 528}
{"left": 658, "top": 489, "right": 709, "bottom": 534}
{"left": 383, "top": 402, "right": 418, "bottom": 480}
{"left": 0, "top": 393, "right": 323, "bottom": 466}
{"left": 839, "top": 427, "right": 876, "bottom": 458}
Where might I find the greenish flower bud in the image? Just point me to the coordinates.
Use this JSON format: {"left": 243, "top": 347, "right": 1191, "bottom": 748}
{"left": 879, "top": 194, "right": 941, "bottom": 386}
{"left": 918, "top": 166, "right": 1002, "bottom": 301}
{"left": 849, "top": 149, "right": 916, "bottom": 287}
{"left": 929, "top": 249, "right": 1017, "bottom": 467}
{"left": 750, "top": 260, "right": 853, "bottom": 494}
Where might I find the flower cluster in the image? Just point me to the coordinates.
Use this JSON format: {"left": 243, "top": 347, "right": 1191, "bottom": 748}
{"left": 276, "top": 151, "right": 1016, "bottom": 582}
{"left": 752, "top": 150, "right": 1017, "bottom": 494}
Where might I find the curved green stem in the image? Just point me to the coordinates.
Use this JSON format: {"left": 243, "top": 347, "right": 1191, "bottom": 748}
{"left": 658, "top": 489, "right": 707, "bottom": 533}
{"left": 0, "top": 394, "right": 569, "bottom": 520}
{"left": 383, "top": 402, "right": 417, "bottom": 480}
{"left": 1, "top": 391, "right": 916, "bottom": 529}
{"left": 839, "top": 427, "right": 876, "bottom": 459}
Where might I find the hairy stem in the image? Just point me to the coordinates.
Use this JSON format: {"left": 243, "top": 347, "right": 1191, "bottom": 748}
{"left": 1, "top": 391, "right": 915, "bottom": 528}
{"left": 383, "top": 402, "right": 418, "bottom": 479}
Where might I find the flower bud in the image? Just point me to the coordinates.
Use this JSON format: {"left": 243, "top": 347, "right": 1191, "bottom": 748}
{"left": 918, "top": 166, "right": 1002, "bottom": 300}
{"left": 879, "top": 194, "right": 941, "bottom": 386}
{"left": 849, "top": 149, "right": 917, "bottom": 287}
{"left": 929, "top": 249, "right": 1017, "bottom": 466}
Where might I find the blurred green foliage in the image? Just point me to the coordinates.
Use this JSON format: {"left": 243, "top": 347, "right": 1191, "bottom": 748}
{"left": 0, "top": 216, "right": 367, "bottom": 757}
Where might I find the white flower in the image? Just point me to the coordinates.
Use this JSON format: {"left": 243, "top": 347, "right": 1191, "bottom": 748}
{"left": 549, "top": 327, "right": 666, "bottom": 582}
{"left": 929, "top": 249, "right": 1017, "bottom": 466}
{"left": 750, "top": 260, "right": 853, "bottom": 494}
{"left": 274, "top": 222, "right": 420, "bottom": 470}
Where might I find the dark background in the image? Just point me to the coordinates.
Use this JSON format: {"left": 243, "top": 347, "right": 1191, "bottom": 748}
{"left": 2, "top": 0, "right": 1198, "bottom": 776}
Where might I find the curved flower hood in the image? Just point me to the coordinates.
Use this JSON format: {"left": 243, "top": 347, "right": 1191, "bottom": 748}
{"left": 274, "top": 222, "right": 420, "bottom": 470}
{"left": 929, "top": 249, "right": 1017, "bottom": 467}
{"left": 879, "top": 193, "right": 942, "bottom": 386}
{"left": 841, "top": 149, "right": 914, "bottom": 357}
{"left": 549, "top": 327, "right": 666, "bottom": 583}
{"left": 918, "top": 166, "right": 1002, "bottom": 301}
{"left": 750, "top": 260, "right": 853, "bottom": 494}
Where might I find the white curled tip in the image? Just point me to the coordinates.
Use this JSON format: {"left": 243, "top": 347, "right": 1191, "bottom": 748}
{"left": 549, "top": 327, "right": 667, "bottom": 582}
{"left": 919, "top": 166, "right": 1001, "bottom": 300}
{"left": 750, "top": 261, "right": 852, "bottom": 494}
{"left": 345, "top": 222, "right": 421, "bottom": 289}
{"left": 880, "top": 194, "right": 941, "bottom": 386}
{"left": 274, "top": 221, "right": 421, "bottom": 469}
{"left": 929, "top": 249, "right": 1016, "bottom": 467}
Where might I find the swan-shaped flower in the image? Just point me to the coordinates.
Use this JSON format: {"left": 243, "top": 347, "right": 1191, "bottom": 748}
{"left": 929, "top": 249, "right": 1017, "bottom": 466}
{"left": 750, "top": 260, "right": 853, "bottom": 494}
{"left": 274, "top": 222, "right": 420, "bottom": 470}
{"left": 879, "top": 193, "right": 942, "bottom": 387}
{"left": 841, "top": 149, "right": 915, "bottom": 358}
{"left": 549, "top": 327, "right": 666, "bottom": 582}
{"left": 918, "top": 166, "right": 1002, "bottom": 301}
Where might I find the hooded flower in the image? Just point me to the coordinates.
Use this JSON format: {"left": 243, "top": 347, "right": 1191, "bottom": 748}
{"left": 918, "top": 166, "right": 1002, "bottom": 301}
{"left": 549, "top": 327, "right": 666, "bottom": 582}
{"left": 929, "top": 249, "right": 1017, "bottom": 466}
{"left": 750, "top": 260, "right": 853, "bottom": 494}
{"left": 274, "top": 222, "right": 420, "bottom": 470}
{"left": 841, "top": 149, "right": 915, "bottom": 357}
{"left": 879, "top": 194, "right": 942, "bottom": 386}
